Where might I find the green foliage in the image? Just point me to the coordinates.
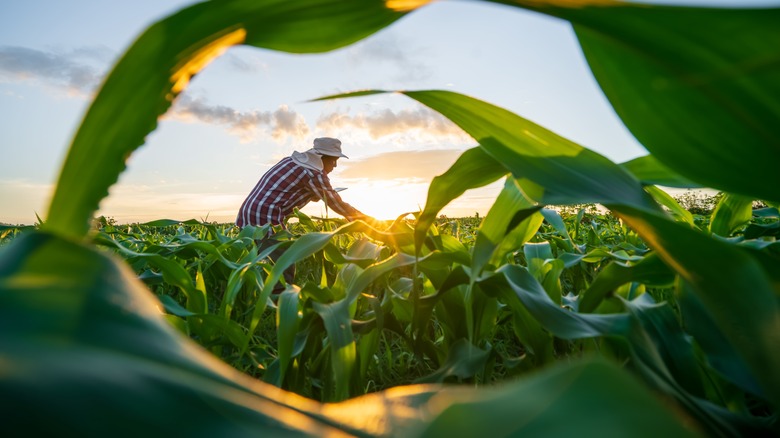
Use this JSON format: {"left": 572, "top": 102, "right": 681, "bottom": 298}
{"left": 2, "top": 0, "right": 779, "bottom": 436}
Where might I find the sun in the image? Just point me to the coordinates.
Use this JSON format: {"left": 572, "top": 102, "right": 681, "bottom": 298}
{"left": 358, "top": 195, "right": 420, "bottom": 221}
{"left": 348, "top": 181, "right": 427, "bottom": 221}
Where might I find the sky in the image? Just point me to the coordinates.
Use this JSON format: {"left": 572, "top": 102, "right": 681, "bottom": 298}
{"left": 1, "top": 0, "right": 777, "bottom": 224}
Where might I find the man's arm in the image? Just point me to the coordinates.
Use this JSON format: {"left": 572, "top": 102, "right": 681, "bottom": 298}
{"left": 307, "top": 172, "right": 367, "bottom": 221}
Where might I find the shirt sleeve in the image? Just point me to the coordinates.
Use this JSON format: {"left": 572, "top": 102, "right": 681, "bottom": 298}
{"left": 307, "top": 171, "right": 364, "bottom": 220}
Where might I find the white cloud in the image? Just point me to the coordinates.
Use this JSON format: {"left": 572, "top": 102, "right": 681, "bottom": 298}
{"left": 0, "top": 45, "right": 104, "bottom": 96}
{"left": 0, "top": 46, "right": 466, "bottom": 147}
{"left": 316, "top": 106, "right": 469, "bottom": 141}
{"left": 168, "top": 95, "right": 310, "bottom": 143}
{"left": 271, "top": 105, "right": 309, "bottom": 141}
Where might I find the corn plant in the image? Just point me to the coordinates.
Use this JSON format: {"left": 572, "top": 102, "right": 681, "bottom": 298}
{"left": 2, "top": 0, "right": 778, "bottom": 436}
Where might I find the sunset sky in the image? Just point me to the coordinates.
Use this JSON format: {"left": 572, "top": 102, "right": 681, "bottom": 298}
{"left": 1, "top": 0, "right": 772, "bottom": 224}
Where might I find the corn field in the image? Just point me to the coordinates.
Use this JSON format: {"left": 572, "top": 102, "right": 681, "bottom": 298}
{"left": 1, "top": 0, "right": 778, "bottom": 436}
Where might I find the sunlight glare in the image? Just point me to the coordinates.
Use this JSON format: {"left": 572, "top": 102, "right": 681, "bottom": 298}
{"left": 170, "top": 28, "right": 246, "bottom": 95}
{"left": 385, "top": 0, "right": 435, "bottom": 12}
{"left": 347, "top": 181, "right": 428, "bottom": 221}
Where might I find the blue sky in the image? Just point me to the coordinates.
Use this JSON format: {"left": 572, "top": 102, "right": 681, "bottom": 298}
{"left": 1, "top": 0, "right": 776, "bottom": 224}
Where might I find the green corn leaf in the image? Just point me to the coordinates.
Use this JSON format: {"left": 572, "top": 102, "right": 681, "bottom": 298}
{"left": 540, "top": 208, "right": 577, "bottom": 252}
{"left": 424, "top": 234, "right": 472, "bottom": 267}
{"left": 538, "top": 258, "right": 565, "bottom": 306}
{"left": 473, "top": 177, "right": 542, "bottom": 275}
{"left": 345, "top": 252, "right": 417, "bottom": 302}
{"left": 579, "top": 248, "right": 644, "bottom": 264}
{"left": 676, "top": 281, "right": 763, "bottom": 398}
{"left": 478, "top": 270, "right": 555, "bottom": 365}
{"left": 752, "top": 207, "right": 780, "bottom": 219}
{"left": 221, "top": 265, "right": 243, "bottom": 317}
{"left": 97, "top": 229, "right": 258, "bottom": 271}
{"left": 400, "top": 89, "right": 660, "bottom": 212}
{"left": 620, "top": 295, "right": 764, "bottom": 437}
{"left": 250, "top": 220, "right": 405, "bottom": 335}
{"left": 620, "top": 155, "right": 703, "bottom": 189}
{"left": 627, "top": 297, "right": 707, "bottom": 398}
{"left": 93, "top": 233, "right": 205, "bottom": 313}
{"left": 418, "top": 359, "right": 699, "bottom": 438}
{"left": 643, "top": 186, "right": 695, "bottom": 226}
{"left": 251, "top": 231, "right": 336, "bottom": 334}
{"left": 524, "top": 241, "right": 554, "bottom": 264}
{"left": 416, "top": 339, "right": 491, "bottom": 383}
{"left": 158, "top": 295, "right": 196, "bottom": 317}
{"left": 458, "top": 280, "right": 502, "bottom": 345}
{"left": 433, "top": 285, "right": 471, "bottom": 344}
{"left": 709, "top": 193, "right": 754, "bottom": 237}
{"left": 357, "top": 295, "right": 382, "bottom": 381}
{"left": 744, "top": 221, "right": 780, "bottom": 240}
{"left": 197, "top": 314, "right": 250, "bottom": 351}
{"left": 579, "top": 252, "right": 675, "bottom": 313}
{"left": 276, "top": 286, "right": 301, "bottom": 387}
{"left": 613, "top": 205, "right": 780, "bottom": 407}
{"left": 312, "top": 300, "right": 356, "bottom": 401}
{"left": 515, "top": 2, "right": 780, "bottom": 203}
{"left": 497, "top": 264, "right": 633, "bottom": 339}
{"left": 415, "top": 147, "right": 509, "bottom": 250}
{"left": 140, "top": 219, "right": 204, "bottom": 227}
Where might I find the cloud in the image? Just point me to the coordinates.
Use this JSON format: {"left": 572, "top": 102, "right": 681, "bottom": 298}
{"left": 316, "top": 106, "right": 468, "bottom": 141}
{"left": 0, "top": 45, "right": 463, "bottom": 146}
{"left": 0, "top": 45, "right": 104, "bottom": 95}
{"left": 168, "top": 95, "right": 310, "bottom": 143}
{"left": 170, "top": 98, "right": 468, "bottom": 146}
{"left": 338, "top": 149, "right": 465, "bottom": 180}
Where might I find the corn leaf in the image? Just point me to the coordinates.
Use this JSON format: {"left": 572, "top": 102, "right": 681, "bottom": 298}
{"left": 496, "top": 264, "right": 632, "bottom": 339}
{"left": 579, "top": 252, "right": 674, "bottom": 313}
{"left": 401, "top": 90, "right": 660, "bottom": 212}
{"left": 312, "top": 300, "right": 356, "bottom": 401}
{"left": 276, "top": 286, "right": 302, "bottom": 386}
{"left": 472, "top": 177, "right": 542, "bottom": 275}
{"left": 613, "top": 206, "right": 780, "bottom": 406}
{"left": 416, "top": 339, "right": 490, "bottom": 383}
{"left": 513, "top": 2, "right": 780, "bottom": 203}
{"left": 709, "top": 193, "right": 754, "bottom": 237}
{"left": 620, "top": 155, "right": 703, "bottom": 189}
{"left": 418, "top": 359, "right": 698, "bottom": 437}
{"left": 643, "top": 186, "right": 695, "bottom": 226}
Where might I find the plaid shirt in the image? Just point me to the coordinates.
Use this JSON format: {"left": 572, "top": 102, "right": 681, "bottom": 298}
{"left": 236, "top": 157, "right": 361, "bottom": 227}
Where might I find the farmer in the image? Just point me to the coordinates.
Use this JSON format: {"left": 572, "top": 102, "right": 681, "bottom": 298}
{"left": 236, "top": 137, "right": 370, "bottom": 290}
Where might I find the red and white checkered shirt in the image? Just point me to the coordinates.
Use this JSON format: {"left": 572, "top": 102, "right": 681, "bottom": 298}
{"left": 236, "top": 157, "right": 361, "bottom": 227}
